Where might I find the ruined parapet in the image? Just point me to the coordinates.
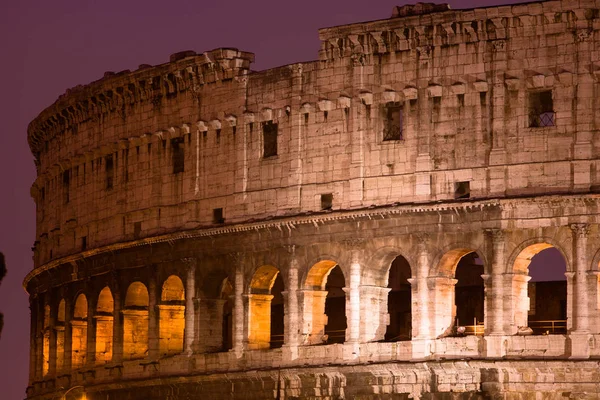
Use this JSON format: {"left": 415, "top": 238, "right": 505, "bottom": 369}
{"left": 391, "top": 2, "right": 451, "bottom": 18}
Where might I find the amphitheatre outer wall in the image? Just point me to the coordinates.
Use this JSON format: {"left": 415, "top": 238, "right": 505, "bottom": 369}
{"left": 23, "top": 0, "right": 600, "bottom": 398}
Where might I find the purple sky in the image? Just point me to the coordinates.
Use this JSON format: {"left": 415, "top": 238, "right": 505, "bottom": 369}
{"left": 0, "top": 0, "right": 556, "bottom": 397}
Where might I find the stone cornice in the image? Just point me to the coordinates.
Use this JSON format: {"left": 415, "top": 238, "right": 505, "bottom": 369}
{"left": 23, "top": 193, "right": 600, "bottom": 292}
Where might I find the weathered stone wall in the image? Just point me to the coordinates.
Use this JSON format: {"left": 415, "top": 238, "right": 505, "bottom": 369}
{"left": 28, "top": 0, "right": 600, "bottom": 267}
{"left": 24, "top": 0, "right": 600, "bottom": 399}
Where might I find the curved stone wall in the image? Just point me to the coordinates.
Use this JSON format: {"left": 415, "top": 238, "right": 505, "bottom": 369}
{"left": 24, "top": 0, "right": 600, "bottom": 398}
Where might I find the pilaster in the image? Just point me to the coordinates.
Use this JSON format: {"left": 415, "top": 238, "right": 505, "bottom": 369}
{"left": 182, "top": 257, "right": 197, "bottom": 355}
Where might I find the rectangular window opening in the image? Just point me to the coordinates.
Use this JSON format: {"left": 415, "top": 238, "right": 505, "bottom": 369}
{"left": 320, "top": 193, "right": 333, "bottom": 210}
{"left": 262, "top": 121, "right": 278, "bottom": 158}
{"left": 213, "top": 208, "right": 224, "bottom": 224}
{"left": 529, "top": 90, "right": 555, "bottom": 127}
{"left": 454, "top": 181, "right": 471, "bottom": 199}
{"left": 62, "top": 170, "right": 70, "bottom": 204}
{"left": 383, "top": 102, "right": 403, "bottom": 141}
{"left": 81, "top": 236, "right": 87, "bottom": 251}
{"left": 105, "top": 155, "right": 114, "bottom": 190}
{"left": 133, "top": 222, "right": 142, "bottom": 239}
{"left": 171, "top": 137, "right": 184, "bottom": 174}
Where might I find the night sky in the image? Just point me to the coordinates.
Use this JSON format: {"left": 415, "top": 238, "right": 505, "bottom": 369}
{"left": 0, "top": 0, "right": 560, "bottom": 397}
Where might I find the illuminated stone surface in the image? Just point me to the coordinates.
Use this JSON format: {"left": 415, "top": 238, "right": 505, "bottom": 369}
{"left": 24, "top": 0, "right": 600, "bottom": 398}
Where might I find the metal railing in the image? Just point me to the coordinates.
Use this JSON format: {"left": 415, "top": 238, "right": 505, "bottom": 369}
{"left": 527, "top": 320, "right": 567, "bottom": 335}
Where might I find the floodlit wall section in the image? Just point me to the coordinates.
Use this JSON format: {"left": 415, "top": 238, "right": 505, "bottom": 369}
{"left": 28, "top": 0, "right": 600, "bottom": 268}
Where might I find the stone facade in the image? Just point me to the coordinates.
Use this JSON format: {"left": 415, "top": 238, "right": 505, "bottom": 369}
{"left": 23, "top": 1, "right": 600, "bottom": 398}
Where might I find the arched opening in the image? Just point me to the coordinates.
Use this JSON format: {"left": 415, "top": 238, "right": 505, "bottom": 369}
{"left": 56, "top": 299, "right": 65, "bottom": 372}
{"left": 303, "top": 260, "right": 347, "bottom": 345}
{"left": 42, "top": 304, "right": 50, "bottom": 376}
{"left": 71, "top": 294, "right": 88, "bottom": 369}
{"left": 220, "top": 278, "right": 234, "bottom": 351}
{"left": 248, "top": 265, "right": 284, "bottom": 349}
{"left": 455, "top": 253, "right": 485, "bottom": 334}
{"left": 123, "top": 282, "right": 149, "bottom": 360}
{"left": 434, "top": 249, "right": 484, "bottom": 337}
{"left": 385, "top": 256, "right": 412, "bottom": 341}
{"left": 95, "top": 287, "right": 114, "bottom": 364}
{"left": 514, "top": 245, "right": 567, "bottom": 335}
{"left": 159, "top": 275, "right": 185, "bottom": 356}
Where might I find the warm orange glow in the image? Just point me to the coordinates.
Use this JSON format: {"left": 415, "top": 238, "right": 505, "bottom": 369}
{"left": 95, "top": 287, "right": 114, "bottom": 364}
{"left": 303, "top": 261, "right": 342, "bottom": 344}
{"left": 123, "top": 282, "right": 148, "bottom": 360}
{"left": 159, "top": 275, "right": 185, "bottom": 356}
{"left": 248, "top": 266, "right": 281, "bottom": 349}
{"left": 72, "top": 294, "right": 88, "bottom": 369}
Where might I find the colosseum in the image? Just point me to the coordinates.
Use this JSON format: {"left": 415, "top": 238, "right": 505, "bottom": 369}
{"left": 22, "top": 0, "right": 600, "bottom": 398}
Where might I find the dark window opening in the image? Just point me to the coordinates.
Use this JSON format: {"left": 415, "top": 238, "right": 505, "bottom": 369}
{"left": 458, "top": 94, "right": 465, "bottom": 108}
{"left": 480, "top": 92, "right": 487, "bottom": 106}
{"left": 454, "top": 253, "right": 484, "bottom": 332}
{"left": 324, "top": 266, "right": 347, "bottom": 344}
{"left": 262, "top": 121, "right": 278, "bottom": 158}
{"left": 123, "top": 148, "right": 129, "bottom": 182}
{"left": 432, "top": 97, "right": 441, "bottom": 122}
{"left": 529, "top": 90, "right": 555, "bottom": 127}
{"left": 385, "top": 256, "right": 412, "bottom": 341}
{"left": 454, "top": 181, "right": 470, "bottom": 199}
{"left": 410, "top": 99, "right": 418, "bottom": 111}
{"left": 133, "top": 222, "right": 142, "bottom": 239}
{"left": 232, "top": 126, "right": 236, "bottom": 135}
{"left": 383, "top": 102, "right": 403, "bottom": 141}
{"left": 105, "top": 155, "right": 114, "bottom": 190}
{"left": 304, "top": 113, "right": 309, "bottom": 125}
{"left": 171, "top": 137, "right": 184, "bottom": 174}
{"left": 249, "top": 122, "right": 254, "bottom": 133}
{"left": 81, "top": 236, "right": 87, "bottom": 251}
{"left": 62, "top": 170, "right": 70, "bottom": 204}
{"left": 270, "top": 273, "right": 285, "bottom": 349}
{"left": 213, "top": 208, "right": 224, "bottom": 224}
{"left": 321, "top": 193, "right": 333, "bottom": 210}
{"left": 323, "top": 111, "right": 328, "bottom": 122}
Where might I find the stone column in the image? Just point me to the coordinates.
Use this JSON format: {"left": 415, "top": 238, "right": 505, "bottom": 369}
{"left": 29, "top": 298, "right": 38, "bottom": 383}
{"left": 346, "top": 261, "right": 361, "bottom": 344}
{"left": 63, "top": 298, "right": 73, "bottom": 372}
{"left": 232, "top": 262, "right": 245, "bottom": 357}
{"left": 147, "top": 276, "right": 159, "bottom": 360}
{"left": 571, "top": 223, "right": 590, "bottom": 333}
{"left": 112, "top": 288, "right": 123, "bottom": 364}
{"left": 484, "top": 229, "right": 507, "bottom": 357}
{"left": 565, "top": 272, "right": 575, "bottom": 332}
{"left": 48, "top": 299, "right": 57, "bottom": 376}
{"left": 359, "top": 286, "right": 390, "bottom": 342}
{"left": 488, "top": 229, "right": 505, "bottom": 335}
{"left": 412, "top": 234, "right": 431, "bottom": 340}
{"left": 282, "top": 255, "right": 299, "bottom": 361}
{"left": 569, "top": 223, "right": 591, "bottom": 359}
{"left": 510, "top": 273, "right": 531, "bottom": 333}
{"left": 182, "top": 258, "right": 197, "bottom": 355}
{"left": 86, "top": 295, "right": 96, "bottom": 366}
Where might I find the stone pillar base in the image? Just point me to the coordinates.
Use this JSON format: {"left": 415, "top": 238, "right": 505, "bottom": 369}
{"left": 484, "top": 335, "right": 506, "bottom": 358}
{"left": 411, "top": 339, "right": 432, "bottom": 360}
{"left": 281, "top": 344, "right": 298, "bottom": 363}
{"left": 343, "top": 341, "right": 360, "bottom": 360}
{"left": 568, "top": 333, "right": 591, "bottom": 359}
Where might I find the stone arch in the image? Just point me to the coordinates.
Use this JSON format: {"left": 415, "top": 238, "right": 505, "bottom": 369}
{"left": 220, "top": 277, "right": 234, "bottom": 351}
{"left": 56, "top": 299, "right": 66, "bottom": 373}
{"left": 384, "top": 255, "right": 412, "bottom": 342}
{"left": 248, "top": 265, "right": 284, "bottom": 349}
{"left": 431, "top": 248, "right": 485, "bottom": 338}
{"left": 509, "top": 240, "right": 569, "bottom": 335}
{"left": 302, "top": 260, "right": 347, "bottom": 345}
{"left": 123, "top": 282, "right": 149, "bottom": 360}
{"left": 71, "top": 293, "right": 88, "bottom": 369}
{"left": 95, "top": 287, "right": 114, "bottom": 365}
{"left": 364, "top": 246, "right": 417, "bottom": 287}
{"left": 159, "top": 275, "right": 185, "bottom": 356}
